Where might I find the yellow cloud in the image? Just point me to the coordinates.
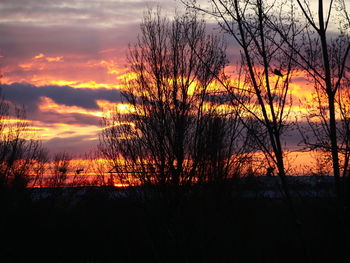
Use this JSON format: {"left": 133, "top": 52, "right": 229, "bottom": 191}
{"left": 46, "top": 56, "right": 63, "bottom": 62}
{"left": 39, "top": 80, "right": 118, "bottom": 90}
{"left": 33, "top": 53, "right": 45, "bottom": 59}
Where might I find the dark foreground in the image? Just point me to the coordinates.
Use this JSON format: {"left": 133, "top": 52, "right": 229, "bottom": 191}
{"left": 1, "top": 176, "right": 350, "bottom": 263}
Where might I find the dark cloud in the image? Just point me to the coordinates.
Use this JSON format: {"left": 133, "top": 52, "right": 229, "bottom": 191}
{"left": 2, "top": 82, "right": 122, "bottom": 109}
{"left": 1, "top": 83, "right": 122, "bottom": 125}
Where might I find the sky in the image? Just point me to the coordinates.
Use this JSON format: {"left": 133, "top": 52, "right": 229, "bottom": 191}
{"left": 0, "top": 0, "right": 343, "bottom": 157}
{"left": 0, "top": 0, "right": 181, "bottom": 155}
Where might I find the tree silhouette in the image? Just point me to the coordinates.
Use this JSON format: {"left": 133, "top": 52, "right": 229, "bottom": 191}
{"left": 294, "top": 0, "right": 350, "bottom": 199}
{"left": 185, "top": 0, "right": 297, "bottom": 202}
{"left": 99, "top": 10, "right": 248, "bottom": 186}
{"left": 265, "top": 0, "right": 350, "bottom": 199}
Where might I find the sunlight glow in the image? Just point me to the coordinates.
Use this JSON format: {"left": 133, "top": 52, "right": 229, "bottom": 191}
{"left": 116, "top": 103, "right": 136, "bottom": 114}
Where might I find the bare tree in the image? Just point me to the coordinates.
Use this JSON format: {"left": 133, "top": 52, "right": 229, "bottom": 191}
{"left": 275, "top": 0, "right": 350, "bottom": 198}
{"left": 184, "top": 0, "right": 298, "bottom": 201}
{"left": 99, "top": 10, "right": 247, "bottom": 186}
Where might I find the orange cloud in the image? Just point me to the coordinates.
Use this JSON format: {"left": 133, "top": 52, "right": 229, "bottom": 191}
{"left": 28, "top": 119, "right": 99, "bottom": 141}
{"left": 4, "top": 55, "right": 131, "bottom": 92}
{"left": 19, "top": 63, "right": 35, "bottom": 70}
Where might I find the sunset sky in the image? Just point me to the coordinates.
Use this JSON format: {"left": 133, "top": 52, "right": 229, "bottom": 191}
{"left": 0, "top": 0, "right": 335, "bottom": 156}
{"left": 0, "top": 0, "right": 181, "bottom": 155}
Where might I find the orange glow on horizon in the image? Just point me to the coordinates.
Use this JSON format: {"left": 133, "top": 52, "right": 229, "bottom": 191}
{"left": 27, "top": 150, "right": 327, "bottom": 188}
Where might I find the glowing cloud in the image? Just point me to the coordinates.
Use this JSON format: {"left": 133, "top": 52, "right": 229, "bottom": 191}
{"left": 46, "top": 56, "right": 63, "bottom": 62}
{"left": 34, "top": 53, "right": 45, "bottom": 59}
{"left": 38, "top": 96, "right": 104, "bottom": 118}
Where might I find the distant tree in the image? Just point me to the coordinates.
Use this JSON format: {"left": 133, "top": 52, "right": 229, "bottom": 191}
{"left": 48, "top": 152, "right": 71, "bottom": 188}
{"left": 87, "top": 150, "right": 112, "bottom": 186}
{"left": 28, "top": 147, "right": 49, "bottom": 188}
{"left": 99, "top": 10, "right": 248, "bottom": 186}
